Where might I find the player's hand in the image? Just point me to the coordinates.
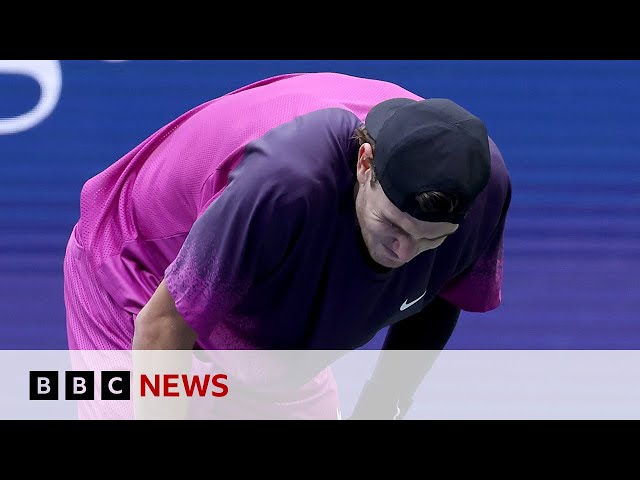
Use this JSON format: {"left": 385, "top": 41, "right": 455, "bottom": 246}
{"left": 347, "top": 379, "right": 412, "bottom": 420}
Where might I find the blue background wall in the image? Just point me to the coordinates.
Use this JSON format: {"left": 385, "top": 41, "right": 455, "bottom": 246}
{"left": 1, "top": 60, "right": 638, "bottom": 349}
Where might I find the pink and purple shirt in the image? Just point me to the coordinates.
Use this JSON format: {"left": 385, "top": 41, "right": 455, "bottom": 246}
{"left": 65, "top": 72, "right": 511, "bottom": 351}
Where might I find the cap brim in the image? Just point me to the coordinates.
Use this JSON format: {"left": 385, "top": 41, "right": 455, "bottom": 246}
{"left": 365, "top": 98, "right": 418, "bottom": 140}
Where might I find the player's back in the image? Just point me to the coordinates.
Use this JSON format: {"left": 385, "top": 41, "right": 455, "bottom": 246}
{"left": 75, "top": 72, "right": 422, "bottom": 271}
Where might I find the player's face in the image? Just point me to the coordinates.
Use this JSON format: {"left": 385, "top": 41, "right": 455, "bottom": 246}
{"left": 354, "top": 147, "right": 458, "bottom": 269}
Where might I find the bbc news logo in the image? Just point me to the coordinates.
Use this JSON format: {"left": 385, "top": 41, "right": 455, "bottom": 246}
{"left": 29, "top": 371, "right": 229, "bottom": 400}
{"left": 30, "top": 371, "right": 130, "bottom": 400}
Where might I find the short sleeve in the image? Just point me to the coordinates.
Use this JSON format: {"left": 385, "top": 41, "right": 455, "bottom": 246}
{"left": 439, "top": 222, "right": 505, "bottom": 312}
{"left": 163, "top": 160, "right": 304, "bottom": 339}
{"left": 439, "top": 182, "right": 512, "bottom": 313}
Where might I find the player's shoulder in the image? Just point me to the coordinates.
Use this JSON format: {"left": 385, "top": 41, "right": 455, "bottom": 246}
{"left": 264, "top": 107, "right": 361, "bottom": 146}
{"left": 486, "top": 136, "right": 512, "bottom": 199}
{"left": 249, "top": 106, "right": 360, "bottom": 180}
{"left": 488, "top": 137, "right": 510, "bottom": 176}
{"left": 233, "top": 107, "right": 360, "bottom": 212}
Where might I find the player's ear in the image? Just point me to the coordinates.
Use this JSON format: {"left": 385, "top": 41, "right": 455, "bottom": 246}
{"left": 356, "top": 144, "right": 374, "bottom": 184}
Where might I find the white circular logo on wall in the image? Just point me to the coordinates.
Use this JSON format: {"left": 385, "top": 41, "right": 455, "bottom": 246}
{"left": 0, "top": 60, "right": 62, "bottom": 135}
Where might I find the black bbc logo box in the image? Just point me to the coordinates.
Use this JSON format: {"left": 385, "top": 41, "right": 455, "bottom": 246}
{"left": 29, "top": 371, "right": 131, "bottom": 400}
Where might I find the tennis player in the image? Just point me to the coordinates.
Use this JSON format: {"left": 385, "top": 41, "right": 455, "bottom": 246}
{"left": 63, "top": 72, "right": 512, "bottom": 419}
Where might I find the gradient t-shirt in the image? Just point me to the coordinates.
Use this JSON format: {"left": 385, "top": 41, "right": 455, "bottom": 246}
{"left": 66, "top": 72, "right": 511, "bottom": 351}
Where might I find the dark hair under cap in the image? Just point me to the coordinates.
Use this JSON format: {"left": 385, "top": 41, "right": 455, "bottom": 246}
{"left": 365, "top": 97, "right": 491, "bottom": 223}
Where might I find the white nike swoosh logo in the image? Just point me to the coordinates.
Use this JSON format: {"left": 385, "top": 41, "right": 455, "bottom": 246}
{"left": 400, "top": 290, "right": 427, "bottom": 311}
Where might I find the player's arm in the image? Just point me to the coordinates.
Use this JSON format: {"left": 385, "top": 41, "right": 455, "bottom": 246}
{"left": 131, "top": 281, "right": 197, "bottom": 419}
{"left": 350, "top": 295, "right": 460, "bottom": 419}
{"left": 132, "top": 279, "right": 197, "bottom": 350}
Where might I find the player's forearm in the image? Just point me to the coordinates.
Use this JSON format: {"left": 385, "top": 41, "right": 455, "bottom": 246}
{"left": 372, "top": 297, "right": 460, "bottom": 392}
{"left": 132, "top": 311, "right": 196, "bottom": 419}
{"left": 131, "top": 281, "right": 197, "bottom": 419}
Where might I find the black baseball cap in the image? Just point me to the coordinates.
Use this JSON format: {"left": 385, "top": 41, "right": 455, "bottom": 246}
{"left": 365, "top": 97, "right": 491, "bottom": 224}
